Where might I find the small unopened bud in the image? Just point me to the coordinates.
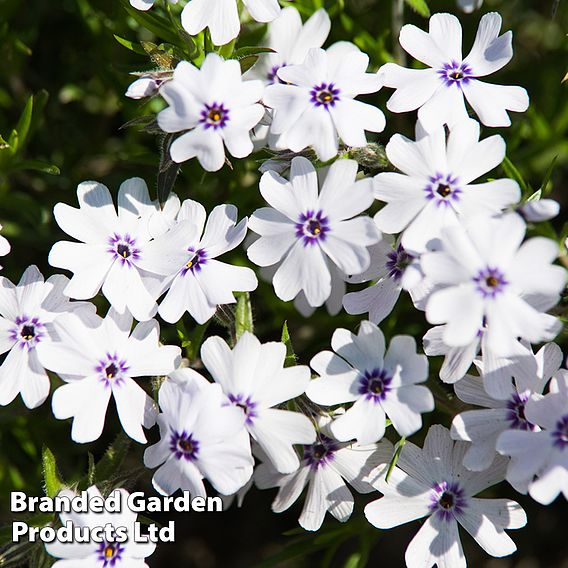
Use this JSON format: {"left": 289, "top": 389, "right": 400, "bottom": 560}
{"left": 348, "top": 143, "right": 389, "bottom": 175}
{"left": 518, "top": 199, "right": 560, "bottom": 222}
{"left": 126, "top": 77, "right": 161, "bottom": 99}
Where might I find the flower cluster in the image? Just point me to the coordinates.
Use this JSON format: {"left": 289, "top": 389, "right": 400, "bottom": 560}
{"left": 1, "top": 3, "right": 564, "bottom": 568}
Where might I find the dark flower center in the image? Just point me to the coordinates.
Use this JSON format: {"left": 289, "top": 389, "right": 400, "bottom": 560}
{"left": 105, "top": 363, "right": 118, "bottom": 379}
{"left": 20, "top": 325, "right": 35, "bottom": 340}
{"left": 312, "top": 444, "right": 327, "bottom": 459}
{"left": 436, "top": 183, "right": 451, "bottom": 197}
{"left": 439, "top": 492, "right": 454, "bottom": 509}
{"left": 486, "top": 276, "right": 499, "bottom": 288}
{"left": 307, "top": 220, "right": 322, "bottom": 236}
{"left": 116, "top": 244, "right": 130, "bottom": 258}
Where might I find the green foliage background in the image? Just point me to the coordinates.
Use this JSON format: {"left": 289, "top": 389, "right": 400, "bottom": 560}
{"left": 0, "top": 0, "right": 567, "bottom": 566}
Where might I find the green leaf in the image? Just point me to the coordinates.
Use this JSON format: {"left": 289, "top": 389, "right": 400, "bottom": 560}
{"left": 42, "top": 446, "right": 65, "bottom": 498}
{"left": 344, "top": 553, "right": 362, "bottom": 568}
{"left": 235, "top": 292, "right": 253, "bottom": 340}
{"left": 95, "top": 432, "right": 131, "bottom": 482}
{"left": 526, "top": 189, "right": 542, "bottom": 203}
{"left": 14, "top": 95, "right": 33, "bottom": 152}
{"left": 141, "top": 41, "right": 176, "bottom": 69}
{"left": 281, "top": 321, "right": 297, "bottom": 367}
{"left": 87, "top": 452, "right": 96, "bottom": 486}
{"left": 539, "top": 155, "right": 558, "bottom": 196}
{"left": 113, "top": 34, "right": 147, "bottom": 55}
{"left": 404, "top": 0, "right": 430, "bottom": 17}
{"left": 385, "top": 436, "right": 406, "bottom": 482}
{"left": 238, "top": 56, "right": 260, "bottom": 74}
{"left": 233, "top": 46, "right": 275, "bottom": 59}
{"left": 123, "top": 1, "right": 182, "bottom": 46}
{"left": 11, "top": 159, "right": 60, "bottom": 175}
{"left": 502, "top": 156, "right": 531, "bottom": 196}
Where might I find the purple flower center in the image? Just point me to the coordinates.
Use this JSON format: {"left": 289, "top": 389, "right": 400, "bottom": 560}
{"left": 107, "top": 233, "right": 140, "bottom": 266}
{"left": 181, "top": 248, "right": 207, "bottom": 276}
{"left": 268, "top": 63, "right": 287, "bottom": 84}
{"left": 200, "top": 102, "right": 230, "bottom": 129}
{"left": 97, "top": 541, "right": 124, "bottom": 567}
{"left": 96, "top": 353, "right": 129, "bottom": 387}
{"left": 358, "top": 368, "right": 392, "bottom": 403}
{"left": 170, "top": 430, "right": 200, "bottom": 461}
{"left": 310, "top": 83, "right": 340, "bottom": 108}
{"left": 437, "top": 61, "right": 473, "bottom": 88}
{"left": 304, "top": 435, "right": 338, "bottom": 470}
{"left": 429, "top": 480, "right": 467, "bottom": 521}
{"left": 424, "top": 173, "right": 461, "bottom": 206}
{"left": 386, "top": 244, "right": 413, "bottom": 282}
{"left": 552, "top": 415, "right": 568, "bottom": 450}
{"left": 506, "top": 392, "right": 537, "bottom": 431}
{"left": 228, "top": 393, "right": 258, "bottom": 425}
{"left": 473, "top": 267, "right": 508, "bottom": 299}
{"left": 9, "top": 315, "right": 45, "bottom": 350}
{"left": 295, "top": 210, "right": 329, "bottom": 246}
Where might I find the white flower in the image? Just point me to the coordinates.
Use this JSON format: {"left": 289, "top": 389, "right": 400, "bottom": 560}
{"left": 246, "top": 7, "right": 331, "bottom": 85}
{"left": 125, "top": 72, "right": 172, "bottom": 99}
{"left": 450, "top": 342, "right": 562, "bottom": 471}
{"left": 421, "top": 214, "right": 566, "bottom": 356}
{"left": 247, "top": 157, "right": 380, "bottom": 307}
{"left": 45, "top": 485, "right": 155, "bottom": 567}
{"left": 0, "top": 266, "right": 93, "bottom": 409}
{"left": 130, "top": 0, "right": 177, "bottom": 11}
{"left": 306, "top": 321, "right": 432, "bottom": 444}
{"left": 49, "top": 178, "right": 160, "bottom": 322}
{"left": 497, "top": 371, "right": 568, "bottom": 504}
{"left": 264, "top": 43, "right": 385, "bottom": 161}
{"left": 365, "top": 425, "right": 527, "bottom": 568}
{"left": 139, "top": 196, "right": 257, "bottom": 324}
{"left": 0, "top": 223, "right": 10, "bottom": 269}
{"left": 374, "top": 119, "right": 520, "bottom": 254}
{"left": 343, "top": 237, "right": 429, "bottom": 324}
{"left": 181, "top": 0, "right": 281, "bottom": 46}
{"left": 157, "top": 54, "right": 264, "bottom": 171}
{"left": 36, "top": 308, "right": 180, "bottom": 444}
{"left": 255, "top": 417, "right": 393, "bottom": 531}
{"left": 518, "top": 198, "right": 560, "bottom": 222}
{"left": 458, "top": 0, "right": 483, "bottom": 12}
{"left": 201, "top": 331, "right": 315, "bottom": 474}
{"left": 380, "top": 12, "right": 529, "bottom": 131}
{"left": 144, "top": 369, "right": 254, "bottom": 497}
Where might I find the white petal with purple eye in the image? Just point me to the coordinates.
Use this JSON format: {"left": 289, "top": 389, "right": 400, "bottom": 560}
{"left": 382, "top": 12, "right": 528, "bottom": 130}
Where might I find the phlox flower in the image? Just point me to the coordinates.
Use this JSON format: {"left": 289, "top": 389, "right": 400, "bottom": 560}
{"left": 130, "top": 0, "right": 177, "bottom": 11}
{"left": 246, "top": 7, "right": 331, "bottom": 85}
{"left": 421, "top": 214, "right": 566, "bottom": 357}
{"left": 125, "top": 71, "right": 172, "bottom": 99}
{"left": 458, "top": 0, "right": 483, "bottom": 12}
{"left": 255, "top": 416, "right": 393, "bottom": 531}
{"left": 36, "top": 308, "right": 181, "bottom": 444}
{"left": 451, "top": 342, "right": 563, "bottom": 471}
{"left": 497, "top": 371, "right": 568, "bottom": 504}
{"left": 201, "top": 331, "right": 315, "bottom": 473}
{"left": 264, "top": 43, "right": 385, "bottom": 161}
{"left": 139, "top": 195, "right": 257, "bottom": 324}
{"left": 380, "top": 12, "right": 529, "bottom": 131}
{"left": 0, "top": 223, "right": 9, "bottom": 268}
{"left": 45, "top": 485, "right": 156, "bottom": 567}
{"left": 144, "top": 369, "right": 254, "bottom": 498}
{"left": 518, "top": 198, "right": 560, "bottom": 222}
{"left": 49, "top": 178, "right": 160, "bottom": 322}
{"left": 247, "top": 157, "right": 380, "bottom": 307}
{"left": 373, "top": 119, "right": 520, "bottom": 254}
{"left": 157, "top": 54, "right": 264, "bottom": 171}
{"left": 422, "top": 323, "right": 541, "bottom": 397}
{"left": 306, "top": 321, "right": 433, "bottom": 444}
{"left": 343, "top": 236, "right": 428, "bottom": 324}
{"left": 0, "top": 265, "right": 93, "bottom": 409}
{"left": 365, "top": 425, "right": 527, "bottom": 568}
{"left": 181, "top": 0, "right": 281, "bottom": 46}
